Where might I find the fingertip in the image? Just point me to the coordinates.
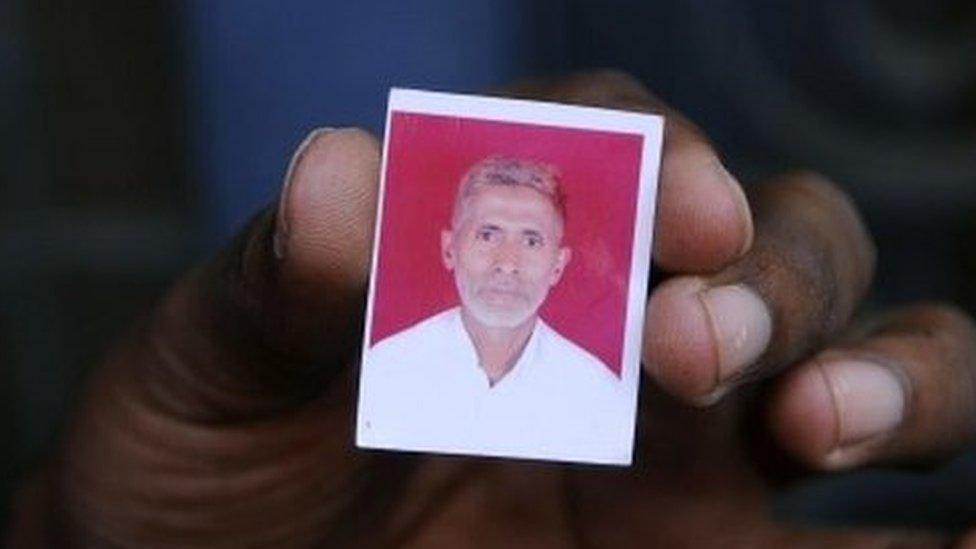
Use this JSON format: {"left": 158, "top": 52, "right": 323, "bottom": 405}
{"left": 280, "top": 127, "right": 381, "bottom": 288}
{"left": 643, "top": 277, "right": 719, "bottom": 402}
{"left": 771, "top": 356, "right": 910, "bottom": 471}
{"left": 768, "top": 362, "right": 840, "bottom": 469}
{"left": 654, "top": 143, "right": 753, "bottom": 273}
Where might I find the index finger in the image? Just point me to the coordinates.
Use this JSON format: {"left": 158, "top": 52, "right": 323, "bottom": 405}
{"left": 503, "top": 69, "right": 754, "bottom": 273}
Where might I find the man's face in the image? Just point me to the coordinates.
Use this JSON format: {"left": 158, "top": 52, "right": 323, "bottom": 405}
{"left": 441, "top": 184, "right": 571, "bottom": 328}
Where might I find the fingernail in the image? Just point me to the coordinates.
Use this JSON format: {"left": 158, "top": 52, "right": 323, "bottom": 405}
{"left": 822, "top": 360, "right": 905, "bottom": 449}
{"left": 698, "top": 284, "right": 772, "bottom": 385}
{"left": 717, "top": 164, "right": 754, "bottom": 258}
{"left": 688, "top": 383, "right": 732, "bottom": 407}
{"left": 274, "top": 127, "right": 334, "bottom": 258}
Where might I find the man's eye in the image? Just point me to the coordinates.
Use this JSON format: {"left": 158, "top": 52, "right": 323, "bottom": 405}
{"left": 525, "top": 236, "right": 543, "bottom": 248}
{"left": 476, "top": 230, "right": 495, "bottom": 242}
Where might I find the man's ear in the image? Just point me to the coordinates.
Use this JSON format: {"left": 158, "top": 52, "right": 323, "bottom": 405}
{"left": 441, "top": 229, "right": 456, "bottom": 271}
{"left": 550, "top": 247, "right": 572, "bottom": 286}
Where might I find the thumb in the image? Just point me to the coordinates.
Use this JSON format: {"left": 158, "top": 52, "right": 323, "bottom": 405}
{"left": 44, "top": 128, "right": 387, "bottom": 546}
{"left": 136, "top": 126, "right": 380, "bottom": 421}
{"left": 276, "top": 127, "right": 379, "bottom": 296}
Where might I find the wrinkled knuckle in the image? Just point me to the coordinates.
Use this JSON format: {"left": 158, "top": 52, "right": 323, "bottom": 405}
{"left": 763, "top": 231, "right": 840, "bottom": 346}
{"left": 736, "top": 181, "right": 876, "bottom": 366}
{"left": 780, "top": 171, "right": 859, "bottom": 222}
{"left": 780, "top": 171, "right": 876, "bottom": 278}
{"left": 555, "top": 69, "right": 656, "bottom": 111}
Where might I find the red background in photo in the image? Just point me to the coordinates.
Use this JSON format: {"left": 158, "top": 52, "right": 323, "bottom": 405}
{"left": 369, "top": 112, "right": 644, "bottom": 376}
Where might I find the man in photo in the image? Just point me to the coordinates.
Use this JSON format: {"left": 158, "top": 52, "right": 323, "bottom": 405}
{"left": 360, "top": 156, "right": 625, "bottom": 460}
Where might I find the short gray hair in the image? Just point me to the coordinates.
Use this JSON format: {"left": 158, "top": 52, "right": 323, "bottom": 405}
{"left": 451, "top": 155, "right": 566, "bottom": 228}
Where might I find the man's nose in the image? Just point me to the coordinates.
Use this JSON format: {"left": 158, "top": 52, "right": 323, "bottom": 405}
{"left": 491, "top": 240, "right": 521, "bottom": 274}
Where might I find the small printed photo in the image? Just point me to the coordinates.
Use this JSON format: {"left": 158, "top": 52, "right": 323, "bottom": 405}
{"left": 356, "top": 88, "right": 663, "bottom": 465}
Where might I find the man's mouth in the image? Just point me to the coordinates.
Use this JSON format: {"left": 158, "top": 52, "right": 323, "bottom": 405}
{"left": 480, "top": 287, "right": 525, "bottom": 302}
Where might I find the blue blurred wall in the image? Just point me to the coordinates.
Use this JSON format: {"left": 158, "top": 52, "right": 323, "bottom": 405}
{"left": 177, "top": 0, "right": 570, "bottom": 247}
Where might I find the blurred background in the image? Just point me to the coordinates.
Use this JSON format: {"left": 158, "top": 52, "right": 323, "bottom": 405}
{"left": 2, "top": 0, "right": 975, "bottom": 537}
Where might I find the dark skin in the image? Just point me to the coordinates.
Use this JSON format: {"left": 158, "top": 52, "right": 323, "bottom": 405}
{"left": 8, "top": 71, "right": 976, "bottom": 547}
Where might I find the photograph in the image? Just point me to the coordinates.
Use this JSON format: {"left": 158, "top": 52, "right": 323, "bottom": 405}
{"left": 356, "top": 88, "right": 663, "bottom": 465}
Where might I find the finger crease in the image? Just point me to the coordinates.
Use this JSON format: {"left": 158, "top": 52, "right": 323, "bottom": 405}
{"left": 815, "top": 359, "right": 844, "bottom": 452}
{"left": 696, "top": 289, "right": 724, "bottom": 392}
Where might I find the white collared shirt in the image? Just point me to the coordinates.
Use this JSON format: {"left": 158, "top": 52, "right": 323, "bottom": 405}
{"left": 357, "top": 307, "right": 631, "bottom": 464}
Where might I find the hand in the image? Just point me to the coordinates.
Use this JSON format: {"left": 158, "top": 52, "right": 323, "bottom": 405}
{"left": 9, "top": 71, "right": 976, "bottom": 548}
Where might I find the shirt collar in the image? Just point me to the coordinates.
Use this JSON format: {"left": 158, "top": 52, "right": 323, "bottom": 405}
{"left": 450, "top": 307, "right": 544, "bottom": 390}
